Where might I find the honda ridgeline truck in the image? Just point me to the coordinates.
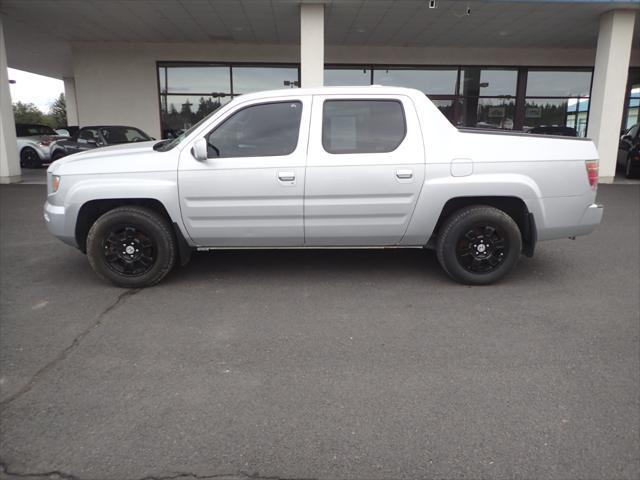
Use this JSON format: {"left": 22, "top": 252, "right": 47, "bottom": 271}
{"left": 44, "top": 86, "right": 603, "bottom": 287}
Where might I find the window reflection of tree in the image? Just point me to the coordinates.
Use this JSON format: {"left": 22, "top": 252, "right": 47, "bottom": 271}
{"left": 163, "top": 96, "right": 224, "bottom": 134}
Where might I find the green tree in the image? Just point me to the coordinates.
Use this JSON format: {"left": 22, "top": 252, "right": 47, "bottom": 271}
{"left": 49, "top": 93, "right": 67, "bottom": 127}
{"left": 13, "top": 102, "right": 46, "bottom": 124}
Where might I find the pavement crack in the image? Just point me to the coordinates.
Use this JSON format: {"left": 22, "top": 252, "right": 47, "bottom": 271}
{"left": 0, "top": 289, "right": 141, "bottom": 410}
{"left": 0, "top": 461, "right": 81, "bottom": 479}
{"left": 137, "top": 472, "right": 232, "bottom": 480}
{"left": 138, "top": 471, "right": 317, "bottom": 480}
{"left": 0, "top": 464, "right": 316, "bottom": 480}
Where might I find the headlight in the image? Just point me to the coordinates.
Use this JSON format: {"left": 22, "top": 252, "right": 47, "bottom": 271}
{"left": 51, "top": 175, "right": 61, "bottom": 193}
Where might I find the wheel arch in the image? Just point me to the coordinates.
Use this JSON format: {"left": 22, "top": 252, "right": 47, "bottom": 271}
{"left": 19, "top": 144, "right": 40, "bottom": 157}
{"left": 429, "top": 196, "right": 536, "bottom": 257}
{"left": 75, "top": 198, "right": 192, "bottom": 265}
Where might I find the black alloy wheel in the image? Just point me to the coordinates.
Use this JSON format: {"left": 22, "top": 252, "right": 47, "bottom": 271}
{"left": 102, "top": 224, "right": 156, "bottom": 277}
{"left": 86, "top": 206, "right": 177, "bottom": 288}
{"left": 20, "top": 148, "right": 41, "bottom": 168}
{"left": 436, "top": 205, "right": 522, "bottom": 285}
{"left": 455, "top": 224, "right": 508, "bottom": 274}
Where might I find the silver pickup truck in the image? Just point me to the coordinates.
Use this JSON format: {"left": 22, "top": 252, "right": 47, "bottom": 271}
{"left": 45, "top": 86, "right": 603, "bottom": 287}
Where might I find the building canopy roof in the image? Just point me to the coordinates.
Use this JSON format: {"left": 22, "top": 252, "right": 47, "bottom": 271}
{"left": 1, "top": 0, "right": 639, "bottom": 78}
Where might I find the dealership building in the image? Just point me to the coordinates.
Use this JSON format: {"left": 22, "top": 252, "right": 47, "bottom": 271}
{"left": 0, "top": 0, "right": 638, "bottom": 183}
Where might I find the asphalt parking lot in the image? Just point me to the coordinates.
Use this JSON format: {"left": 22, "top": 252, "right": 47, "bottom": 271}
{"left": 0, "top": 182, "right": 638, "bottom": 480}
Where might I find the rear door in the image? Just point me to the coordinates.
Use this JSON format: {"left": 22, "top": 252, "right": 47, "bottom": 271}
{"left": 304, "top": 94, "right": 426, "bottom": 246}
{"left": 178, "top": 96, "right": 310, "bottom": 246}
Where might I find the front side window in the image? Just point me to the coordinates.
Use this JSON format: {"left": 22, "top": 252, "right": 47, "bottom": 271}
{"left": 322, "top": 100, "right": 406, "bottom": 154}
{"left": 99, "top": 127, "right": 150, "bottom": 144}
{"left": 78, "top": 128, "right": 100, "bottom": 143}
{"left": 206, "top": 101, "right": 302, "bottom": 158}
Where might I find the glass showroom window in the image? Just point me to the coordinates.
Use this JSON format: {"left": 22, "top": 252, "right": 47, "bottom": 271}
{"left": 161, "top": 95, "right": 232, "bottom": 139}
{"left": 158, "top": 63, "right": 300, "bottom": 138}
{"left": 232, "top": 66, "right": 300, "bottom": 94}
{"left": 324, "top": 67, "right": 372, "bottom": 87}
{"left": 373, "top": 68, "right": 458, "bottom": 123}
{"left": 373, "top": 68, "right": 458, "bottom": 95}
{"left": 524, "top": 70, "right": 592, "bottom": 136}
{"left": 457, "top": 68, "right": 518, "bottom": 129}
{"left": 158, "top": 65, "right": 232, "bottom": 138}
{"left": 623, "top": 68, "right": 640, "bottom": 130}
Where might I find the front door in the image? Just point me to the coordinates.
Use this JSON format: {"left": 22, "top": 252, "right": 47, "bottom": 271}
{"left": 304, "top": 94, "right": 426, "bottom": 246}
{"left": 178, "top": 96, "right": 310, "bottom": 247}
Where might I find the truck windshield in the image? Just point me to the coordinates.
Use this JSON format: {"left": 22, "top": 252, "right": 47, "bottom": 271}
{"left": 153, "top": 112, "right": 216, "bottom": 152}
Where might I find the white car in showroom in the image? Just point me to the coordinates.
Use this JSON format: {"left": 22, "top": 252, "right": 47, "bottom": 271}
{"left": 16, "top": 123, "right": 69, "bottom": 168}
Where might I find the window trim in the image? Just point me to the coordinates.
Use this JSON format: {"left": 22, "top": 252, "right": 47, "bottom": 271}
{"left": 321, "top": 98, "right": 408, "bottom": 155}
{"left": 204, "top": 100, "right": 304, "bottom": 159}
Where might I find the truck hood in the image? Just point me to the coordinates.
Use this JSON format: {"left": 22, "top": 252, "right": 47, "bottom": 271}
{"left": 49, "top": 141, "right": 177, "bottom": 176}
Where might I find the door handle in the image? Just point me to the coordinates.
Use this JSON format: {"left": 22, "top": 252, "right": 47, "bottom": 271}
{"left": 278, "top": 171, "right": 296, "bottom": 182}
{"left": 396, "top": 169, "right": 413, "bottom": 179}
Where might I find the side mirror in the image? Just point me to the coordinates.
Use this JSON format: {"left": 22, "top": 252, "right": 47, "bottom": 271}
{"left": 192, "top": 137, "right": 208, "bottom": 161}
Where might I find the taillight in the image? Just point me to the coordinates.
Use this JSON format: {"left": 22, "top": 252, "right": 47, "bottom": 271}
{"left": 39, "top": 136, "right": 53, "bottom": 146}
{"left": 585, "top": 160, "right": 598, "bottom": 190}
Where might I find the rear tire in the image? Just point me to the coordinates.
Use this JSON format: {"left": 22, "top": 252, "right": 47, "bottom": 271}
{"left": 86, "top": 206, "right": 176, "bottom": 288}
{"left": 436, "top": 206, "right": 522, "bottom": 285}
{"left": 20, "top": 147, "right": 41, "bottom": 168}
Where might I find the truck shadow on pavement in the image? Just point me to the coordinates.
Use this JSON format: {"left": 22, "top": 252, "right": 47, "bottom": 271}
{"left": 163, "top": 247, "right": 559, "bottom": 287}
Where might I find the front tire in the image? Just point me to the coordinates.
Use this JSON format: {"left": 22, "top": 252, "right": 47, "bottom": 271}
{"left": 86, "top": 206, "right": 176, "bottom": 288}
{"left": 436, "top": 206, "right": 522, "bottom": 285}
{"left": 51, "top": 149, "right": 66, "bottom": 161}
{"left": 20, "top": 147, "right": 41, "bottom": 168}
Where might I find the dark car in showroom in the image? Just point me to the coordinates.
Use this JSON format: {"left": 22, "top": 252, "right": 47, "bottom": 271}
{"left": 618, "top": 124, "right": 639, "bottom": 178}
{"left": 51, "top": 125, "right": 153, "bottom": 159}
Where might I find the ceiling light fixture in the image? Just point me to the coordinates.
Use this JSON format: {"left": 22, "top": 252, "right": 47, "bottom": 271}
{"left": 428, "top": 0, "right": 437, "bottom": 9}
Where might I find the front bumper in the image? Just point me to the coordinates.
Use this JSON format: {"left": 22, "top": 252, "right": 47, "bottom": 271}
{"left": 44, "top": 201, "right": 76, "bottom": 246}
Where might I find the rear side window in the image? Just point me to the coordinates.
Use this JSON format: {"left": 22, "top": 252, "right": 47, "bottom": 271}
{"left": 322, "top": 100, "right": 406, "bottom": 154}
{"left": 207, "top": 101, "right": 302, "bottom": 158}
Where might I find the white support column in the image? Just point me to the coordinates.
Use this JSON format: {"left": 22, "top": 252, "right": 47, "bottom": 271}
{"left": 0, "top": 16, "right": 20, "bottom": 184}
{"left": 63, "top": 77, "right": 79, "bottom": 126}
{"left": 300, "top": 3, "right": 324, "bottom": 88}
{"left": 587, "top": 9, "right": 636, "bottom": 183}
